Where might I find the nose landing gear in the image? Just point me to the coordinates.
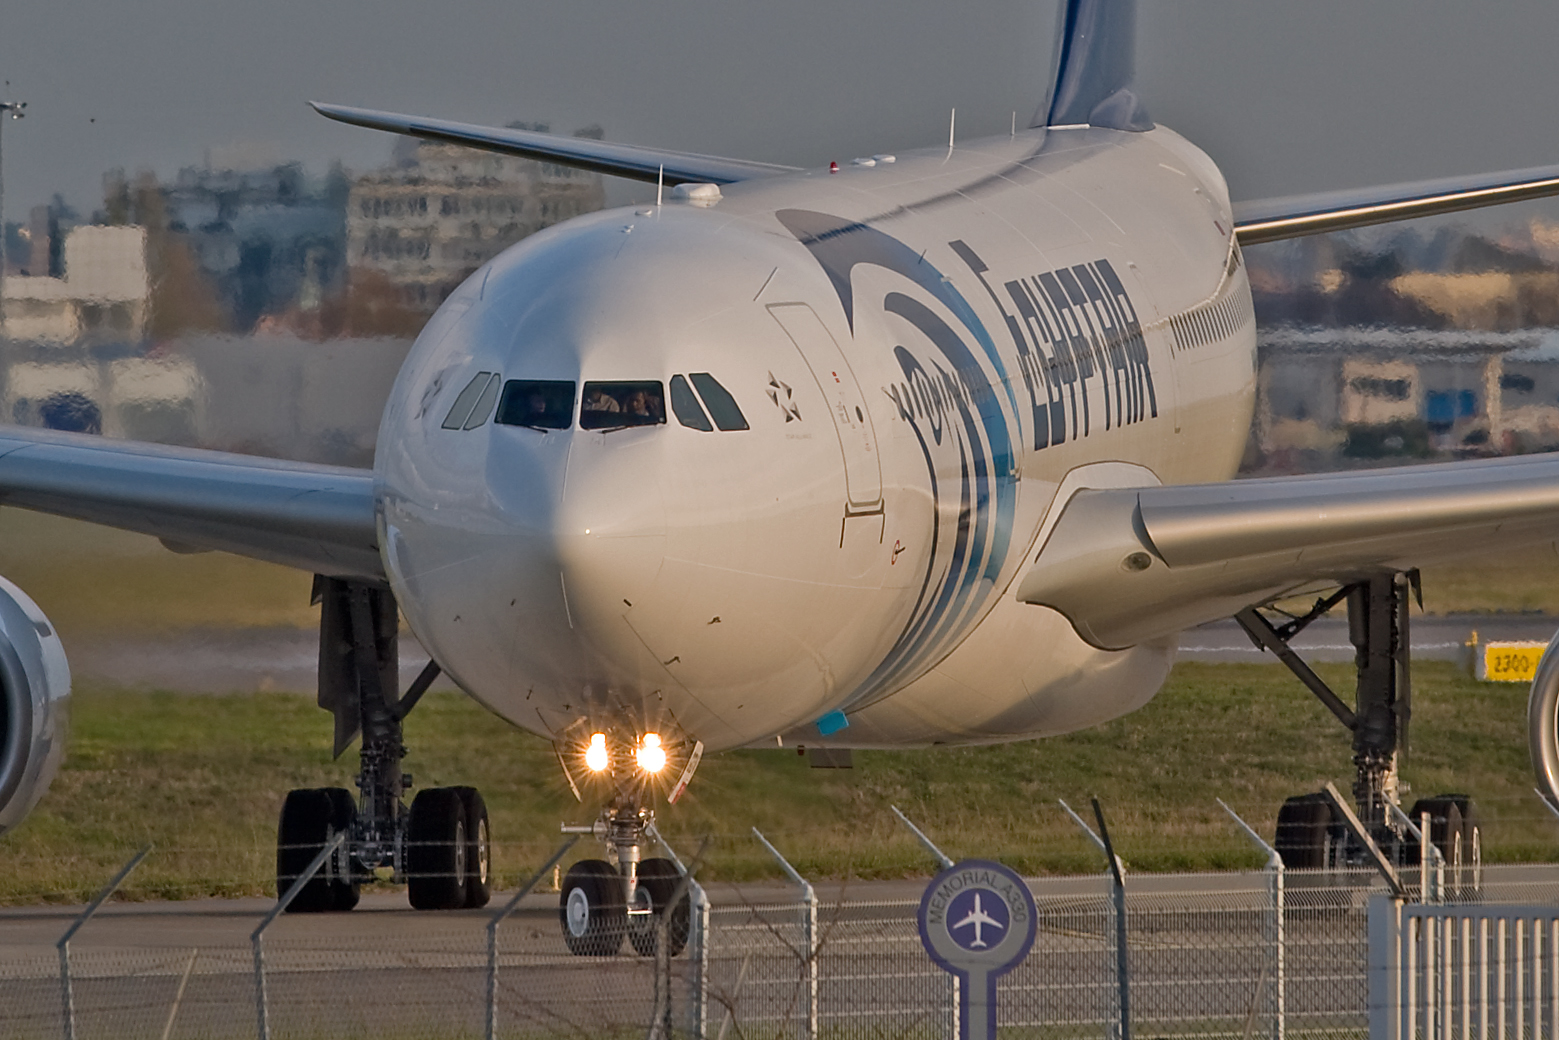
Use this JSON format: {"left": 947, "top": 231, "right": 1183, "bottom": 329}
{"left": 275, "top": 578, "right": 492, "bottom": 912}
{"left": 560, "top": 798, "right": 693, "bottom": 957}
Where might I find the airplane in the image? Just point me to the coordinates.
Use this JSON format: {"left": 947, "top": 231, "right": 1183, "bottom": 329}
{"left": 952, "top": 893, "right": 1006, "bottom": 949}
{"left": 3, "top": 0, "right": 1559, "bottom": 954}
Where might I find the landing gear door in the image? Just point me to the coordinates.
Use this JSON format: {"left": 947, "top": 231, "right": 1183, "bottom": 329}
{"left": 768, "top": 302, "right": 883, "bottom": 510}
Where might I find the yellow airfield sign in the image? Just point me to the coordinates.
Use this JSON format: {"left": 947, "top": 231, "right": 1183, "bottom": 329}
{"left": 1477, "top": 641, "right": 1548, "bottom": 682}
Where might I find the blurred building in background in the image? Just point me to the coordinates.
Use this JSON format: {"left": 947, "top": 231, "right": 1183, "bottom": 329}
{"left": 346, "top": 125, "right": 607, "bottom": 313}
{"left": 102, "top": 161, "right": 349, "bottom": 334}
{"left": 1, "top": 225, "right": 148, "bottom": 342}
{"left": 1250, "top": 327, "right": 1559, "bottom": 474}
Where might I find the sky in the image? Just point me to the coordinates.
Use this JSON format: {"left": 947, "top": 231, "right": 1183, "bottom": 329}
{"left": 5, "top": 1, "right": 1559, "bottom": 229}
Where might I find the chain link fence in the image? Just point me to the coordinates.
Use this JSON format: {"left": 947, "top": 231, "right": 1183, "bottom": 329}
{"left": 3, "top": 862, "right": 1557, "bottom": 1039}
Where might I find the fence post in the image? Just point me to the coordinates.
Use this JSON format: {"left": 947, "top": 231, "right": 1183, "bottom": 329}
{"left": 890, "top": 805, "right": 957, "bottom": 1034}
{"left": 1388, "top": 803, "right": 1444, "bottom": 906}
{"left": 889, "top": 805, "right": 953, "bottom": 870}
{"left": 1092, "top": 799, "right": 1131, "bottom": 1040}
{"left": 1220, "top": 799, "right": 1285, "bottom": 1040}
{"left": 753, "top": 828, "right": 818, "bottom": 1040}
{"left": 1539, "top": 788, "right": 1559, "bottom": 821}
{"left": 1368, "top": 895, "right": 1403, "bottom": 1040}
{"left": 57, "top": 845, "right": 153, "bottom": 1040}
{"left": 638, "top": 833, "right": 707, "bottom": 1040}
{"left": 484, "top": 836, "right": 580, "bottom": 1040}
{"left": 1060, "top": 799, "right": 1128, "bottom": 1040}
{"left": 645, "top": 826, "right": 708, "bottom": 1039}
{"left": 251, "top": 832, "right": 344, "bottom": 1040}
{"left": 689, "top": 883, "right": 709, "bottom": 1040}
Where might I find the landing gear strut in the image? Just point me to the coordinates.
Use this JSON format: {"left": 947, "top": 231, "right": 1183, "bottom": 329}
{"left": 275, "top": 577, "right": 491, "bottom": 912}
{"left": 1237, "top": 571, "right": 1481, "bottom": 889}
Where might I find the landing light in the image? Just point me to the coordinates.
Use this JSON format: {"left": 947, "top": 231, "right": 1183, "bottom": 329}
{"left": 636, "top": 732, "right": 667, "bottom": 774}
{"left": 585, "top": 732, "right": 610, "bottom": 772}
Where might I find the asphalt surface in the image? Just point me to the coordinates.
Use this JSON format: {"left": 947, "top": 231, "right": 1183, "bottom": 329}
{"left": 60, "top": 614, "right": 1559, "bottom": 694}
{"left": 3, "top": 868, "right": 1556, "bottom": 1040}
{"left": 1179, "top": 612, "right": 1557, "bottom": 663}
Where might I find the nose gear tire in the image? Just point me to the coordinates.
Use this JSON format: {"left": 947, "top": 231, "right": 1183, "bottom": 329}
{"left": 560, "top": 859, "right": 625, "bottom": 956}
{"left": 626, "top": 856, "right": 690, "bottom": 957}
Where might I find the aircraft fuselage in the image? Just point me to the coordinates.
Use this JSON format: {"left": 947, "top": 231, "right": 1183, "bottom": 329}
{"left": 375, "top": 123, "right": 1256, "bottom": 755}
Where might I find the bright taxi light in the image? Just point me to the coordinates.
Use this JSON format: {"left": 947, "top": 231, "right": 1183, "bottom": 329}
{"left": 585, "top": 733, "right": 610, "bottom": 772}
{"left": 636, "top": 732, "right": 667, "bottom": 773}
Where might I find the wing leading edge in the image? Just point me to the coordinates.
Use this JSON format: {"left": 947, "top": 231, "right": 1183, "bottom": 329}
{"left": 1234, "top": 162, "right": 1559, "bottom": 246}
{"left": 0, "top": 426, "right": 382, "bottom": 581}
{"left": 1018, "top": 452, "right": 1559, "bottom": 649}
{"left": 311, "top": 102, "right": 800, "bottom": 187}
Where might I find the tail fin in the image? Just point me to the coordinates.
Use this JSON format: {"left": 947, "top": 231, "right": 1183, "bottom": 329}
{"left": 1037, "top": 0, "right": 1153, "bottom": 132}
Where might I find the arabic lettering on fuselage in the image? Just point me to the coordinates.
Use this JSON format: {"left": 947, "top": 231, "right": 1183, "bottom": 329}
{"left": 887, "top": 241, "right": 1158, "bottom": 451}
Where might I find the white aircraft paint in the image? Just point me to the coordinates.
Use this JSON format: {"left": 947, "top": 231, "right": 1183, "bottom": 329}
{"left": 377, "top": 125, "right": 1257, "bottom": 756}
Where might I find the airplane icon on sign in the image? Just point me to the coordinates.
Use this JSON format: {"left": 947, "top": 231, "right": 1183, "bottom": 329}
{"left": 952, "top": 893, "right": 1006, "bottom": 949}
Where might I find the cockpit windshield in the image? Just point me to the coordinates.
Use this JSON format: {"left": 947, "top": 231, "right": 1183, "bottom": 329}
{"left": 495, "top": 380, "right": 575, "bottom": 429}
{"left": 580, "top": 381, "right": 665, "bottom": 430}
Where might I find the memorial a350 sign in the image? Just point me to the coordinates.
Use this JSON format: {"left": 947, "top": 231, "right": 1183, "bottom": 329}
{"left": 917, "top": 859, "right": 1038, "bottom": 1039}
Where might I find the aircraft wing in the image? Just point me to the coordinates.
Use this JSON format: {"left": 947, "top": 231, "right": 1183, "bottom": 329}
{"left": 311, "top": 102, "right": 802, "bottom": 186}
{"left": 1017, "top": 452, "right": 1559, "bottom": 649}
{"left": 1233, "top": 162, "right": 1559, "bottom": 245}
{"left": 0, "top": 425, "right": 382, "bottom": 581}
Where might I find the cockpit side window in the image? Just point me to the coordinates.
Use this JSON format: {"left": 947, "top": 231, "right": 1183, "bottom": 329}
{"left": 580, "top": 381, "right": 665, "bottom": 430}
{"left": 495, "top": 379, "right": 576, "bottom": 430}
{"left": 462, "top": 373, "right": 502, "bottom": 430}
{"left": 441, "top": 372, "right": 495, "bottom": 430}
{"left": 689, "top": 373, "right": 749, "bottom": 431}
{"left": 669, "top": 375, "right": 713, "bottom": 431}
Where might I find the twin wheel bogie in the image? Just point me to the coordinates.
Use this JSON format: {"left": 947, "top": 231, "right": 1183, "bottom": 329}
{"left": 1275, "top": 790, "right": 1483, "bottom": 896}
{"left": 560, "top": 856, "right": 690, "bottom": 958}
{"left": 276, "top": 784, "right": 492, "bottom": 912}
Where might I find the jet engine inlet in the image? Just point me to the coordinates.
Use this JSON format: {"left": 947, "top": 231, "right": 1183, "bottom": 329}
{"left": 1529, "top": 627, "right": 1559, "bottom": 812}
{"left": 0, "top": 576, "right": 70, "bottom": 836}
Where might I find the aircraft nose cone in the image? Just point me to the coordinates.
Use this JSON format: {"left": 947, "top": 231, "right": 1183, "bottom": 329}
{"left": 477, "top": 423, "right": 667, "bottom": 691}
{"left": 553, "top": 431, "right": 668, "bottom": 641}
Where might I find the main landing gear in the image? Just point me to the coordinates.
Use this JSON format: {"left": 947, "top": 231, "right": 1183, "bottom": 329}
{"left": 275, "top": 578, "right": 492, "bottom": 912}
{"left": 1237, "top": 572, "right": 1482, "bottom": 895}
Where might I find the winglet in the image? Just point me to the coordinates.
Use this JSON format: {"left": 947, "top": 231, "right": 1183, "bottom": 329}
{"left": 1039, "top": 0, "right": 1153, "bottom": 132}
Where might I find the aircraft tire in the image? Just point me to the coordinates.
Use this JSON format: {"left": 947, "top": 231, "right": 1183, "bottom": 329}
{"left": 277, "top": 787, "right": 358, "bottom": 913}
{"left": 450, "top": 786, "right": 492, "bottom": 908}
{"left": 1275, "top": 792, "right": 1334, "bottom": 870}
{"left": 407, "top": 787, "right": 468, "bottom": 910}
{"left": 1408, "top": 796, "right": 1474, "bottom": 900}
{"left": 560, "top": 859, "right": 625, "bottom": 956}
{"left": 627, "top": 857, "right": 689, "bottom": 958}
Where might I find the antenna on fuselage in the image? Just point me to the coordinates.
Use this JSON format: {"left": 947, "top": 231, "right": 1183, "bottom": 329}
{"left": 945, "top": 108, "right": 956, "bottom": 160}
{"left": 656, "top": 164, "right": 664, "bottom": 209}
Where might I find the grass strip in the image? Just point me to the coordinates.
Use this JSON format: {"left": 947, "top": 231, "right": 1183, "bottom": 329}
{"left": 1, "top": 660, "right": 1554, "bottom": 904}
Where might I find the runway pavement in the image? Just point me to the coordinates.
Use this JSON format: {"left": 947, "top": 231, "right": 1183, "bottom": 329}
{"left": 60, "top": 614, "right": 1559, "bottom": 692}
{"left": 3, "top": 865, "right": 1554, "bottom": 952}
{"left": 3, "top": 867, "right": 1555, "bottom": 1040}
{"left": 1178, "top": 612, "right": 1557, "bottom": 663}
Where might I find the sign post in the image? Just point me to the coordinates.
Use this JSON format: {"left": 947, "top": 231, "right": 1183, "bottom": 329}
{"left": 917, "top": 859, "right": 1037, "bottom": 1040}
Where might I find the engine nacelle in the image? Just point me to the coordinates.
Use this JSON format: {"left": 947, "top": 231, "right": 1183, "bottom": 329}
{"left": 1530, "top": 628, "right": 1559, "bottom": 811}
{"left": 0, "top": 576, "right": 70, "bottom": 836}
